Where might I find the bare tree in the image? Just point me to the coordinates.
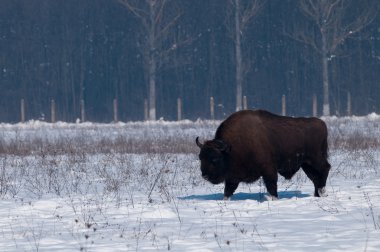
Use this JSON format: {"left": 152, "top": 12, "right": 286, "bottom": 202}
{"left": 118, "top": 0, "right": 182, "bottom": 120}
{"left": 226, "top": 0, "right": 266, "bottom": 111}
{"left": 297, "top": 0, "right": 378, "bottom": 116}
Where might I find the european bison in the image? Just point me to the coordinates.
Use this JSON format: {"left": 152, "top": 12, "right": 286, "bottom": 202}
{"left": 196, "top": 110, "right": 331, "bottom": 200}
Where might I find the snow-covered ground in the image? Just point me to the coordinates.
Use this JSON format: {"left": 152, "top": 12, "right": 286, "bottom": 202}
{"left": 0, "top": 116, "right": 379, "bottom": 251}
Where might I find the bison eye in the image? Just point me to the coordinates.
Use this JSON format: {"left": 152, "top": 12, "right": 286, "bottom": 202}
{"left": 211, "top": 157, "right": 220, "bottom": 164}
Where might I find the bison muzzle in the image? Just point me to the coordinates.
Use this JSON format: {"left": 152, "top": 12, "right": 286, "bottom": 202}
{"left": 196, "top": 110, "right": 331, "bottom": 200}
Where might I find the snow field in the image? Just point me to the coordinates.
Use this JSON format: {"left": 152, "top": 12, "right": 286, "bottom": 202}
{"left": 0, "top": 116, "right": 379, "bottom": 251}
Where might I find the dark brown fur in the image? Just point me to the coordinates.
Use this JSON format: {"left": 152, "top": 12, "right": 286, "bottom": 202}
{"left": 196, "top": 110, "right": 331, "bottom": 199}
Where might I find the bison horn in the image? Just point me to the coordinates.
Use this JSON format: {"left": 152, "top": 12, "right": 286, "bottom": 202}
{"left": 195, "top": 137, "right": 204, "bottom": 148}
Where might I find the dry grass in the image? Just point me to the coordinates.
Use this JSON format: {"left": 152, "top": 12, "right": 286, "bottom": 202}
{"left": 0, "top": 118, "right": 378, "bottom": 156}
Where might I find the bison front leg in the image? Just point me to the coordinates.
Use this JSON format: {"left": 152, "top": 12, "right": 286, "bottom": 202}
{"left": 302, "top": 163, "right": 330, "bottom": 197}
{"left": 263, "top": 175, "right": 278, "bottom": 199}
{"left": 224, "top": 181, "right": 239, "bottom": 200}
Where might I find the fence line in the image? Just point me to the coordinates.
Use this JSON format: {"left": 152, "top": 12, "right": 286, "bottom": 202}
{"left": 16, "top": 94, "right": 354, "bottom": 123}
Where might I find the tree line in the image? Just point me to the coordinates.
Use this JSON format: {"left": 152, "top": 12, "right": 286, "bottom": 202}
{"left": 0, "top": 0, "right": 379, "bottom": 122}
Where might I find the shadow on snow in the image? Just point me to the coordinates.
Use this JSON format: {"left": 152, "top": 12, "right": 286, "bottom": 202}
{"left": 178, "top": 191, "right": 310, "bottom": 202}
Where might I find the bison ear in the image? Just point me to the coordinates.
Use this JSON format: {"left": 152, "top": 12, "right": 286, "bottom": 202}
{"left": 225, "top": 144, "right": 231, "bottom": 153}
{"left": 195, "top": 137, "right": 204, "bottom": 148}
{"left": 223, "top": 143, "right": 232, "bottom": 154}
{"left": 215, "top": 140, "right": 231, "bottom": 153}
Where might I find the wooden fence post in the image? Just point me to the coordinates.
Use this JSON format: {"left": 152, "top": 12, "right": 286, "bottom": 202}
{"left": 80, "top": 99, "right": 85, "bottom": 122}
{"left": 243, "top": 96, "right": 247, "bottom": 110}
{"left": 177, "top": 97, "right": 182, "bottom": 121}
{"left": 144, "top": 99, "right": 148, "bottom": 121}
{"left": 281, "top": 95, "right": 286, "bottom": 116}
{"left": 113, "top": 98, "right": 118, "bottom": 123}
{"left": 312, "top": 94, "right": 317, "bottom": 117}
{"left": 347, "top": 92, "right": 352, "bottom": 116}
{"left": 51, "top": 99, "right": 56, "bottom": 123}
{"left": 20, "top": 99, "right": 25, "bottom": 123}
{"left": 210, "top": 97, "right": 215, "bottom": 120}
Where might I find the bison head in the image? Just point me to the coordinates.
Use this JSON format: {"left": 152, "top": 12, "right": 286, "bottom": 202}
{"left": 196, "top": 137, "right": 231, "bottom": 184}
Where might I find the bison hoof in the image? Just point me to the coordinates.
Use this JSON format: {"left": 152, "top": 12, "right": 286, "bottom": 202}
{"left": 318, "top": 187, "right": 327, "bottom": 197}
{"left": 265, "top": 195, "right": 278, "bottom": 201}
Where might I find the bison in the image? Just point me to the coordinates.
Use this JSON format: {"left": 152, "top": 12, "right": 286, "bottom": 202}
{"left": 196, "top": 110, "right": 331, "bottom": 200}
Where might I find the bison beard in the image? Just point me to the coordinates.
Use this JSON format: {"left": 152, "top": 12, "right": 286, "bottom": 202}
{"left": 196, "top": 110, "right": 331, "bottom": 200}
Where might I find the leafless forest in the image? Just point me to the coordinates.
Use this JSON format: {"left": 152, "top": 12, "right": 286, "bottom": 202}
{"left": 1, "top": 0, "right": 379, "bottom": 122}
